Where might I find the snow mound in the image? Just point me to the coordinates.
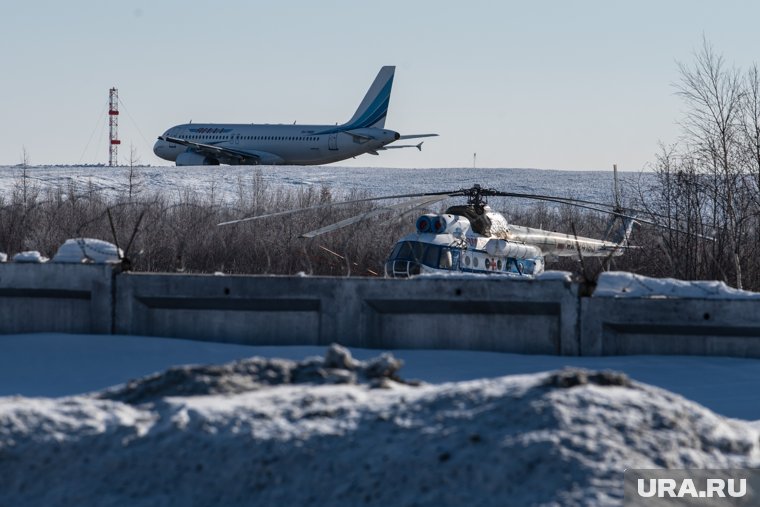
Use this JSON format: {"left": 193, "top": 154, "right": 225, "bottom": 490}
{"left": 594, "top": 271, "right": 760, "bottom": 299}
{"left": 52, "top": 238, "right": 122, "bottom": 264}
{"left": 0, "top": 252, "right": 6, "bottom": 262}
{"left": 98, "top": 344, "right": 410, "bottom": 404}
{"left": 1, "top": 348, "right": 759, "bottom": 506}
{"left": 535, "top": 270, "right": 572, "bottom": 282}
{"left": 11, "top": 250, "right": 47, "bottom": 263}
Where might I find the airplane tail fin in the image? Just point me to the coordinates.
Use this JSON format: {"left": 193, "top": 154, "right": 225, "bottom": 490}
{"left": 343, "top": 66, "right": 395, "bottom": 129}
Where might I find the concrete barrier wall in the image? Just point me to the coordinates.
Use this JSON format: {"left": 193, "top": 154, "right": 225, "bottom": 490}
{"left": 4, "top": 264, "right": 760, "bottom": 359}
{"left": 0, "top": 264, "right": 114, "bottom": 334}
{"left": 114, "top": 274, "right": 580, "bottom": 355}
{"left": 581, "top": 298, "right": 760, "bottom": 358}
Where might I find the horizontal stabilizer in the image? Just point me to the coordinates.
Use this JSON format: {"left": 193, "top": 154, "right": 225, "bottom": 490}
{"left": 381, "top": 142, "right": 424, "bottom": 151}
{"left": 398, "top": 134, "right": 438, "bottom": 140}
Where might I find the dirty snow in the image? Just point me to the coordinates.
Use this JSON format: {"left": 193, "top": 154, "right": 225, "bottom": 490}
{"left": 1, "top": 346, "right": 759, "bottom": 507}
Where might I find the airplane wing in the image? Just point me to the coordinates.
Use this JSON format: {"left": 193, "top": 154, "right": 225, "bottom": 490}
{"left": 160, "top": 135, "right": 276, "bottom": 165}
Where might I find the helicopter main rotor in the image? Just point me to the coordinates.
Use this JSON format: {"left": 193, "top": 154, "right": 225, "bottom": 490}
{"left": 217, "top": 183, "right": 714, "bottom": 242}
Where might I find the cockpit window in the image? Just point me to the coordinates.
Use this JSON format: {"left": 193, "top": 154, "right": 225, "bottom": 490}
{"left": 388, "top": 241, "right": 458, "bottom": 270}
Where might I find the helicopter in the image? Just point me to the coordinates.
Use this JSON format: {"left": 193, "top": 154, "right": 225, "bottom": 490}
{"left": 381, "top": 184, "right": 638, "bottom": 278}
{"left": 217, "top": 174, "right": 683, "bottom": 279}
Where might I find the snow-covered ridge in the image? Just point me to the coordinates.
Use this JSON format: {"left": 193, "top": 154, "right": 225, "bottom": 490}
{"left": 1, "top": 346, "right": 758, "bottom": 506}
{"left": 97, "top": 344, "right": 410, "bottom": 404}
{"left": 0, "top": 165, "right": 630, "bottom": 204}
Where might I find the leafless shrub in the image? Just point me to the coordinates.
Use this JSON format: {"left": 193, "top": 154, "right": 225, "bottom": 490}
{"left": 622, "top": 39, "right": 760, "bottom": 290}
{"left": 0, "top": 169, "right": 409, "bottom": 276}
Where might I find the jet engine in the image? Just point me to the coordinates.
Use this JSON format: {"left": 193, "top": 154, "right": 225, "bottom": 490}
{"left": 176, "top": 151, "right": 220, "bottom": 166}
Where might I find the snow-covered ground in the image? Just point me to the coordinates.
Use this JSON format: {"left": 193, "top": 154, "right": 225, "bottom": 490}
{"left": 0, "top": 164, "right": 642, "bottom": 204}
{"left": 1, "top": 340, "right": 759, "bottom": 507}
{"left": 1, "top": 333, "right": 759, "bottom": 420}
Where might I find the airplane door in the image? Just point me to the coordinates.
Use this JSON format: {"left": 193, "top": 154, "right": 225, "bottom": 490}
{"left": 328, "top": 134, "right": 338, "bottom": 150}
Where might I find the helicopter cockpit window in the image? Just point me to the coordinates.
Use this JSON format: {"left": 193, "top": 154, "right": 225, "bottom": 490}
{"left": 388, "top": 241, "right": 458, "bottom": 271}
{"left": 520, "top": 259, "right": 536, "bottom": 275}
{"left": 440, "top": 249, "right": 452, "bottom": 269}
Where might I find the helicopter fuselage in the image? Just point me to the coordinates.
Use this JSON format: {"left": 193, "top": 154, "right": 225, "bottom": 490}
{"left": 385, "top": 206, "right": 626, "bottom": 278}
{"left": 385, "top": 211, "right": 545, "bottom": 278}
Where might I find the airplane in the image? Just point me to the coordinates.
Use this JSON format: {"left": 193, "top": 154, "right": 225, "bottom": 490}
{"left": 153, "top": 66, "right": 437, "bottom": 166}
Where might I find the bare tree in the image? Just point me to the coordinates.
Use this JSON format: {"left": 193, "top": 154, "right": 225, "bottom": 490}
{"left": 19, "top": 146, "right": 31, "bottom": 206}
{"left": 126, "top": 143, "right": 142, "bottom": 199}
{"left": 659, "top": 39, "right": 749, "bottom": 287}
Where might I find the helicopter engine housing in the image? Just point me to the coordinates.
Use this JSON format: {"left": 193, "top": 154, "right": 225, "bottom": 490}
{"left": 416, "top": 214, "right": 470, "bottom": 236}
{"left": 485, "top": 238, "right": 542, "bottom": 259}
{"left": 416, "top": 214, "right": 447, "bottom": 234}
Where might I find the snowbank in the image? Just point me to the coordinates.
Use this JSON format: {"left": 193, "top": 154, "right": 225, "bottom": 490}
{"left": 11, "top": 250, "right": 48, "bottom": 263}
{"left": 535, "top": 270, "right": 572, "bottom": 282}
{"left": 52, "top": 238, "right": 122, "bottom": 264}
{"left": 1, "top": 346, "right": 758, "bottom": 506}
{"left": 594, "top": 271, "right": 760, "bottom": 299}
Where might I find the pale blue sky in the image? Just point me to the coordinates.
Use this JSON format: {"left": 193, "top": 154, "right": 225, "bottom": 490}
{"left": 1, "top": 1, "right": 758, "bottom": 170}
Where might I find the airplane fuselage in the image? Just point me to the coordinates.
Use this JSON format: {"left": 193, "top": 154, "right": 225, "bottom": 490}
{"left": 153, "top": 123, "right": 400, "bottom": 166}
{"left": 153, "top": 67, "right": 434, "bottom": 166}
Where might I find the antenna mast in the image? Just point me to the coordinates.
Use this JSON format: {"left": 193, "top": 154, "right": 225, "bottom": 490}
{"left": 108, "top": 87, "right": 120, "bottom": 166}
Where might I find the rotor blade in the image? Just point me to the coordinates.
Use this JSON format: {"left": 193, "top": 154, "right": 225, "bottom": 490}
{"left": 217, "top": 189, "right": 457, "bottom": 227}
{"left": 485, "top": 188, "right": 692, "bottom": 224}
{"left": 300, "top": 195, "right": 447, "bottom": 238}
{"left": 489, "top": 190, "right": 631, "bottom": 212}
{"left": 503, "top": 192, "right": 715, "bottom": 238}
{"left": 518, "top": 197, "right": 715, "bottom": 240}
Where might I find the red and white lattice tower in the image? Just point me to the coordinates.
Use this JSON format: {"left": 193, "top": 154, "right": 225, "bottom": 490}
{"left": 108, "top": 87, "right": 120, "bottom": 166}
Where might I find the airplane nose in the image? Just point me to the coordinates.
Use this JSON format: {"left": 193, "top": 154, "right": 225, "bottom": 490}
{"left": 153, "top": 138, "right": 164, "bottom": 158}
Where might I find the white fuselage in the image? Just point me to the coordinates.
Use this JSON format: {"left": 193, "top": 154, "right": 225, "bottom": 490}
{"left": 153, "top": 123, "right": 400, "bottom": 166}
